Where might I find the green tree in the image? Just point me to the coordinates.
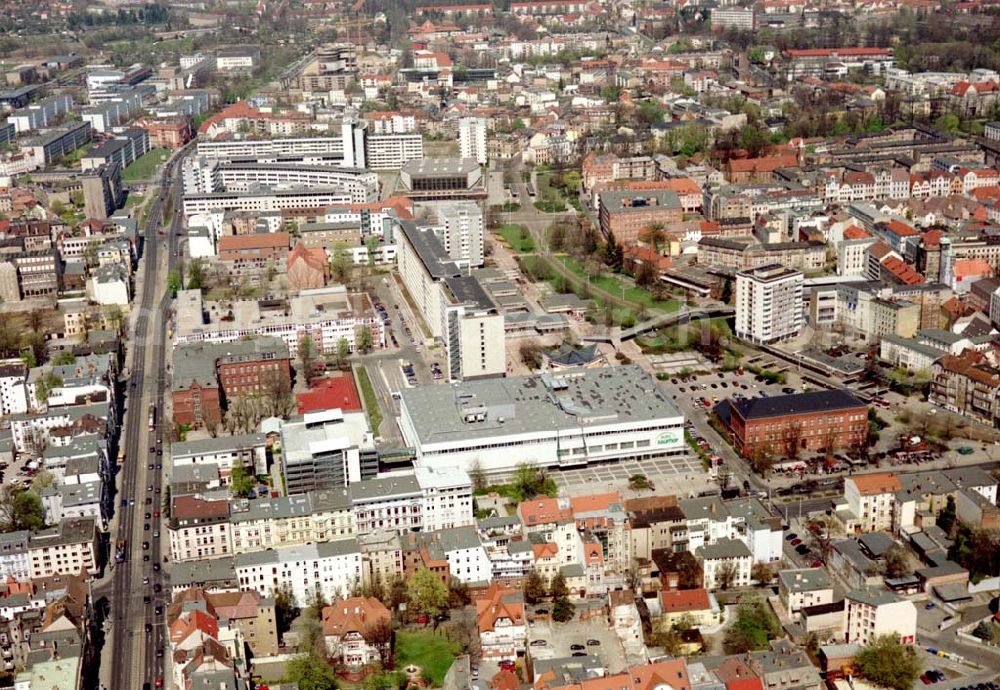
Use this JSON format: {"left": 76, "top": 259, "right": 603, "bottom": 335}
{"left": 229, "top": 456, "right": 255, "bottom": 498}
{"left": 357, "top": 325, "right": 374, "bottom": 354}
{"left": 406, "top": 567, "right": 449, "bottom": 616}
{"left": 330, "top": 243, "right": 353, "bottom": 284}
{"left": 274, "top": 583, "right": 299, "bottom": 636}
{"left": 512, "top": 463, "right": 557, "bottom": 501}
{"left": 299, "top": 335, "right": 317, "bottom": 385}
{"left": 30, "top": 469, "right": 55, "bottom": 493}
{"left": 549, "top": 572, "right": 569, "bottom": 599}
{"left": 552, "top": 596, "right": 575, "bottom": 622}
{"left": 604, "top": 231, "right": 623, "bottom": 272}
{"left": 934, "top": 113, "right": 960, "bottom": 133}
{"left": 286, "top": 650, "right": 338, "bottom": 690}
{"left": 854, "top": 635, "right": 921, "bottom": 690}
{"left": 0, "top": 486, "right": 45, "bottom": 532}
{"left": 52, "top": 351, "right": 76, "bottom": 366}
{"left": 723, "top": 595, "right": 779, "bottom": 653}
{"left": 166, "top": 268, "right": 182, "bottom": 295}
{"left": 738, "top": 125, "right": 770, "bottom": 157}
{"left": 334, "top": 337, "right": 351, "bottom": 370}
{"left": 187, "top": 258, "right": 205, "bottom": 290}
{"left": 937, "top": 495, "right": 956, "bottom": 536}
{"left": 524, "top": 570, "right": 547, "bottom": 604}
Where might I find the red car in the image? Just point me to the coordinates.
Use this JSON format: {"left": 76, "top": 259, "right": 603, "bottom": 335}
{"left": 155, "top": 678, "right": 164, "bottom": 688}
{"left": 499, "top": 661, "right": 516, "bottom": 672}
{"left": 416, "top": 615, "right": 429, "bottom": 624}
{"left": 920, "top": 675, "right": 931, "bottom": 685}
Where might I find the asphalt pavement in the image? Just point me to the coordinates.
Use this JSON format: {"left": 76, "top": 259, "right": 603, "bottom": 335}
{"left": 105, "top": 144, "right": 191, "bottom": 690}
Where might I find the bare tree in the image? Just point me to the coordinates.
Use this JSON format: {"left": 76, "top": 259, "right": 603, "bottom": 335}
{"left": 716, "top": 561, "right": 739, "bottom": 590}
{"left": 782, "top": 421, "right": 804, "bottom": 459}
{"left": 260, "top": 368, "right": 295, "bottom": 419}
{"left": 365, "top": 617, "right": 393, "bottom": 667}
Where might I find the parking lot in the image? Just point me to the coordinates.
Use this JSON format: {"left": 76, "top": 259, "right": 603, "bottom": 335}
{"left": 526, "top": 610, "right": 628, "bottom": 674}
{"left": 554, "top": 455, "right": 709, "bottom": 498}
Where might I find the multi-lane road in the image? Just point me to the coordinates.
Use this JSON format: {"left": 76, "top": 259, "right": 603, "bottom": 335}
{"left": 108, "top": 146, "right": 187, "bottom": 690}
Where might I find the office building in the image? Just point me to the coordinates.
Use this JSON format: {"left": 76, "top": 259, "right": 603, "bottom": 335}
{"left": 399, "top": 365, "right": 685, "bottom": 477}
{"left": 80, "top": 128, "right": 150, "bottom": 173}
{"left": 735, "top": 264, "right": 804, "bottom": 344}
{"left": 25, "top": 122, "right": 91, "bottom": 164}
{"left": 724, "top": 389, "right": 868, "bottom": 460}
{"left": 280, "top": 409, "right": 377, "bottom": 493}
{"left": 81, "top": 163, "right": 125, "bottom": 221}
{"left": 8, "top": 94, "right": 73, "bottom": 133}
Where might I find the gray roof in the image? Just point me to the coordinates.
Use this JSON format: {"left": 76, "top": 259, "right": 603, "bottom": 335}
{"left": 779, "top": 568, "right": 832, "bottom": 593}
{"left": 167, "top": 557, "right": 237, "bottom": 588}
{"left": 880, "top": 334, "right": 947, "bottom": 360}
{"left": 402, "top": 157, "right": 479, "bottom": 177}
{"left": 172, "top": 433, "right": 266, "bottom": 458}
{"left": 733, "top": 389, "right": 864, "bottom": 421}
{"left": 398, "top": 221, "right": 461, "bottom": 280}
{"left": 400, "top": 365, "right": 681, "bottom": 447}
{"left": 846, "top": 587, "right": 901, "bottom": 607}
{"left": 349, "top": 473, "right": 421, "bottom": 502}
{"left": 173, "top": 338, "right": 287, "bottom": 391}
{"left": 443, "top": 275, "right": 495, "bottom": 311}
{"left": 696, "top": 538, "right": 752, "bottom": 561}
{"left": 599, "top": 188, "right": 682, "bottom": 213}
{"left": 229, "top": 489, "right": 350, "bottom": 523}
{"left": 234, "top": 538, "right": 360, "bottom": 568}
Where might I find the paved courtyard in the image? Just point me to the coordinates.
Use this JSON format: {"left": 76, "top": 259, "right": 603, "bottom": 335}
{"left": 553, "top": 454, "right": 712, "bottom": 499}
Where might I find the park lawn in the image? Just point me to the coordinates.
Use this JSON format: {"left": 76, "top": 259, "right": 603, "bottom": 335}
{"left": 497, "top": 224, "right": 535, "bottom": 253}
{"left": 394, "top": 631, "right": 460, "bottom": 686}
{"left": 123, "top": 148, "right": 169, "bottom": 182}
{"left": 560, "top": 256, "right": 680, "bottom": 312}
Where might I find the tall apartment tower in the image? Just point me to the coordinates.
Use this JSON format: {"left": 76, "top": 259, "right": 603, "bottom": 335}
{"left": 341, "top": 117, "right": 367, "bottom": 169}
{"left": 433, "top": 201, "right": 484, "bottom": 268}
{"left": 735, "top": 264, "right": 804, "bottom": 344}
{"left": 458, "top": 117, "right": 488, "bottom": 166}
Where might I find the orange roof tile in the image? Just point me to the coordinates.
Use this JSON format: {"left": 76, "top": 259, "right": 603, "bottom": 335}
{"left": 849, "top": 472, "right": 901, "bottom": 495}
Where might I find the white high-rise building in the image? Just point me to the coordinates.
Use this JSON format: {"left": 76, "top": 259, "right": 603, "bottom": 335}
{"left": 342, "top": 117, "right": 366, "bottom": 169}
{"left": 459, "top": 117, "right": 488, "bottom": 165}
{"left": 432, "top": 200, "right": 484, "bottom": 268}
{"left": 735, "top": 264, "right": 803, "bottom": 344}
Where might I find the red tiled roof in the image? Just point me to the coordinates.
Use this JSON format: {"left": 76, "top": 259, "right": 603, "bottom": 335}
{"left": 881, "top": 256, "right": 924, "bottom": 285}
{"left": 843, "top": 225, "right": 870, "bottom": 240}
{"left": 218, "top": 232, "right": 290, "bottom": 252}
{"left": 658, "top": 588, "right": 711, "bottom": 613}
{"left": 321, "top": 597, "right": 391, "bottom": 638}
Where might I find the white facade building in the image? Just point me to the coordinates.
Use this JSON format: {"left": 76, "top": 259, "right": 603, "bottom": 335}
{"left": 459, "top": 117, "right": 488, "bottom": 165}
{"left": 735, "top": 264, "right": 804, "bottom": 344}
{"left": 399, "top": 365, "right": 685, "bottom": 477}
{"left": 235, "top": 539, "right": 363, "bottom": 604}
{"left": 431, "top": 201, "right": 485, "bottom": 268}
{"left": 844, "top": 588, "right": 917, "bottom": 645}
{"left": 0, "top": 361, "right": 29, "bottom": 416}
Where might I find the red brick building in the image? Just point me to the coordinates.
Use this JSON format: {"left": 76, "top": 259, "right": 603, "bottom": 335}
{"left": 723, "top": 389, "right": 868, "bottom": 459}
{"left": 597, "top": 189, "right": 684, "bottom": 245}
{"left": 216, "top": 343, "right": 292, "bottom": 402}
{"left": 218, "top": 232, "right": 290, "bottom": 272}
{"left": 172, "top": 337, "right": 291, "bottom": 428}
{"left": 140, "top": 117, "right": 193, "bottom": 149}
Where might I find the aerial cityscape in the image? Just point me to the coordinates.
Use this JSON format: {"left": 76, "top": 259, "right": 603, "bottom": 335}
{"left": 4, "top": 2, "right": 1000, "bottom": 690}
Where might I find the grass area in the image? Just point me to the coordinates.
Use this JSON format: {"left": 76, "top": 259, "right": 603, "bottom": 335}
{"left": 497, "top": 224, "right": 535, "bottom": 253}
{"left": 355, "top": 366, "right": 383, "bottom": 435}
{"left": 394, "top": 631, "right": 460, "bottom": 686}
{"left": 559, "top": 256, "right": 681, "bottom": 312}
{"left": 125, "top": 193, "right": 144, "bottom": 210}
{"left": 123, "top": 148, "right": 169, "bottom": 182}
